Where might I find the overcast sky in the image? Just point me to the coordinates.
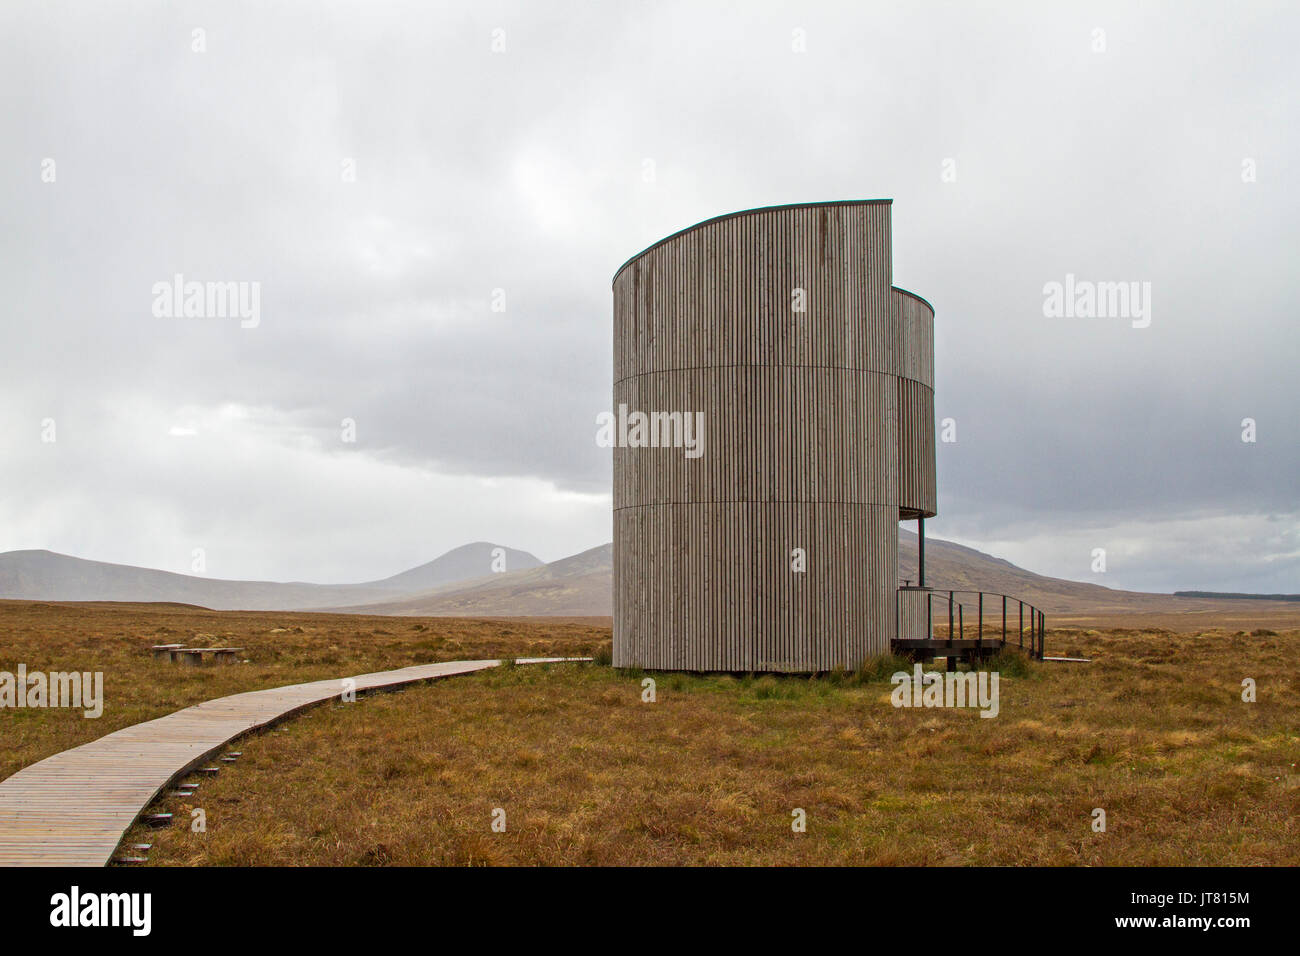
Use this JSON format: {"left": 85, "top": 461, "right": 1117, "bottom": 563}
{"left": 1, "top": 1, "right": 1295, "bottom": 593}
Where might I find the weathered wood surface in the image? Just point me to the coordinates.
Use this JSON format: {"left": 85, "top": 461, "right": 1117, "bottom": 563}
{"left": 612, "top": 201, "right": 936, "bottom": 671}
{"left": 897, "top": 587, "right": 934, "bottom": 641}
{"left": 0, "top": 657, "right": 579, "bottom": 867}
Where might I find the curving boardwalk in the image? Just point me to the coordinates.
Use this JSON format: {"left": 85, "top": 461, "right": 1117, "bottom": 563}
{"left": 0, "top": 657, "right": 580, "bottom": 866}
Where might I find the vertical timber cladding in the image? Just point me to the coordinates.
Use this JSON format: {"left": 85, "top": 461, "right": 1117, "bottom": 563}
{"left": 612, "top": 201, "right": 937, "bottom": 672}
{"left": 895, "top": 289, "right": 938, "bottom": 519}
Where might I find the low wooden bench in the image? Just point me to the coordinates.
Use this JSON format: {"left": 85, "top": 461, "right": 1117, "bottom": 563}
{"left": 150, "top": 644, "right": 184, "bottom": 659}
{"left": 173, "top": 647, "right": 245, "bottom": 666}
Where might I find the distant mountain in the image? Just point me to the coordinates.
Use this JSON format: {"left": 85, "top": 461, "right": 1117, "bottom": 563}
{"left": 0, "top": 543, "right": 540, "bottom": 611}
{"left": 332, "top": 530, "right": 1300, "bottom": 625}
{"left": 5, "top": 536, "right": 1295, "bottom": 627}
{"left": 327, "top": 543, "right": 610, "bottom": 617}
{"left": 359, "top": 542, "right": 542, "bottom": 590}
{"left": 1173, "top": 590, "right": 1300, "bottom": 602}
{"left": 895, "top": 530, "right": 1300, "bottom": 624}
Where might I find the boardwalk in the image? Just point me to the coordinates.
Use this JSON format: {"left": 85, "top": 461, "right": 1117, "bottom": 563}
{"left": 0, "top": 657, "right": 579, "bottom": 866}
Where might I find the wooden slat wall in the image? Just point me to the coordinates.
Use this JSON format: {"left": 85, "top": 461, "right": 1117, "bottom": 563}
{"left": 897, "top": 588, "right": 933, "bottom": 640}
{"left": 615, "top": 504, "right": 896, "bottom": 671}
{"left": 614, "top": 203, "right": 896, "bottom": 381}
{"left": 894, "top": 288, "right": 934, "bottom": 387}
{"left": 897, "top": 377, "right": 937, "bottom": 518}
{"left": 894, "top": 289, "right": 937, "bottom": 518}
{"left": 612, "top": 201, "right": 935, "bottom": 672}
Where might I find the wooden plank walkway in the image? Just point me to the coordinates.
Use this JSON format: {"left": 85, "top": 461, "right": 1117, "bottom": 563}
{"left": 0, "top": 657, "right": 581, "bottom": 867}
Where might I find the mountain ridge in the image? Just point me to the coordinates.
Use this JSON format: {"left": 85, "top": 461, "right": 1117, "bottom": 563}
{"left": 0, "top": 542, "right": 540, "bottom": 611}
{"left": 4, "top": 536, "right": 1297, "bottom": 628}
{"left": 330, "top": 533, "right": 1300, "bottom": 626}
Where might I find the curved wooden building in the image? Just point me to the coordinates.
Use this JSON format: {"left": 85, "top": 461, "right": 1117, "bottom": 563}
{"left": 612, "top": 200, "right": 936, "bottom": 672}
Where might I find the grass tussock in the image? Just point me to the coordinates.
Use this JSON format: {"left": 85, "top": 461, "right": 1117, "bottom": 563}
{"left": 985, "top": 650, "right": 1033, "bottom": 679}
{"left": 851, "top": 653, "right": 915, "bottom": 684}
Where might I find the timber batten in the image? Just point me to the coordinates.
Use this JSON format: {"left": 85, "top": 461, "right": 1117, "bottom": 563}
{"left": 612, "top": 201, "right": 936, "bottom": 672}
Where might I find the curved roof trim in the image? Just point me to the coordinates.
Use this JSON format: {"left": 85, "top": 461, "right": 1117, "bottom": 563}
{"left": 612, "top": 199, "right": 893, "bottom": 285}
{"left": 892, "top": 286, "right": 936, "bottom": 315}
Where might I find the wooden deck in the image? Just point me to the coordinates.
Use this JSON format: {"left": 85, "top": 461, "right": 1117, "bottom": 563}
{"left": 0, "top": 657, "right": 581, "bottom": 867}
{"left": 891, "top": 637, "right": 1036, "bottom": 667}
{"left": 893, "top": 638, "right": 1013, "bottom": 653}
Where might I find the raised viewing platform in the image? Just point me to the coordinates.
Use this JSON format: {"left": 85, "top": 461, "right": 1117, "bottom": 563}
{"left": 895, "top": 585, "right": 1046, "bottom": 666}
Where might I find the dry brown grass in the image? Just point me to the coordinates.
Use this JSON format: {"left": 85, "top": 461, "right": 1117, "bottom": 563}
{"left": 122, "top": 624, "right": 1298, "bottom": 866}
{"left": 0, "top": 599, "right": 608, "bottom": 782}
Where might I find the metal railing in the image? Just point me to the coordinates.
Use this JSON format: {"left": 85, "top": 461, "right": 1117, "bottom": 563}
{"left": 896, "top": 586, "right": 1045, "bottom": 660}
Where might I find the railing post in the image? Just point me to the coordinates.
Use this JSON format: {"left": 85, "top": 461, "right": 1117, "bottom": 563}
{"left": 977, "top": 592, "right": 983, "bottom": 652}
{"left": 918, "top": 517, "right": 926, "bottom": 588}
{"left": 1001, "top": 595, "right": 1006, "bottom": 645}
{"left": 959, "top": 603, "right": 964, "bottom": 643}
{"left": 948, "top": 592, "right": 954, "bottom": 647}
{"left": 1019, "top": 602, "right": 1024, "bottom": 649}
{"left": 1039, "top": 610, "right": 1046, "bottom": 660}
